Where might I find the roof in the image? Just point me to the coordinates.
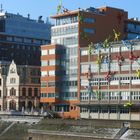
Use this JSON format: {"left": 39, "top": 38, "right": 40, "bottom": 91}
{"left": 51, "top": 10, "right": 79, "bottom": 19}
{"left": 125, "top": 19, "right": 140, "bottom": 25}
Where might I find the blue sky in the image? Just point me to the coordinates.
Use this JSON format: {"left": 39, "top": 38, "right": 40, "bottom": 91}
{"left": 0, "top": 0, "right": 139, "bottom": 21}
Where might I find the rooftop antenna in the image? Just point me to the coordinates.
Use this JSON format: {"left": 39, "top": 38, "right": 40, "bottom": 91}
{"left": 0, "top": 4, "right": 4, "bottom": 12}
{"left": 27, "top": 14, "right": 30, "bottom": 19}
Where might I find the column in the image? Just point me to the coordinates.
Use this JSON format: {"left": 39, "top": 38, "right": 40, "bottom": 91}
{"left": 16, "top": 100, "right": 19, "bottom": 110}
{"left": 7, "top": 100, "right": 10, "bottom": 111}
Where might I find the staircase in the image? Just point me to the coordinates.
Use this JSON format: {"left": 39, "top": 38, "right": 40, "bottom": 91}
{"left": 114, "top": 126, "right": 129, "bottom": 139}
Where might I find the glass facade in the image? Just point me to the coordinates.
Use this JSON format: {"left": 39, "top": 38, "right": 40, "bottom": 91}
{"left": 55, "top": 16, "right": 78, "bottom": 26}
{"left": 3, "top": 13, "right": 51, "bottom": 40}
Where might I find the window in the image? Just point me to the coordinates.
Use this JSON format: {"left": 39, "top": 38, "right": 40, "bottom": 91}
{"left": 48, "top": 93, "right": 55, "bottom": 98}
{"left": 49, "top": 49, "right": 55, "bottom": 55}
{"left": 120, "top": 107, "right": 129, "bottom": 114}
{"left": 111, "top": 47, "right": 119, "bottom": 53}
{"left": 132, "top": 91, "right": 140, "bottom": 100}
{"left": 10, "top": 78, "right": 16, "bottom": 84}
{"left": 48, "top": 81, "right": 55, "bottom": 87}
{"left": 52, "top": 25, "right": 78, "bottom": 36}
{"left": 84, "top": 18, "right": 95, "bottom": 23}
{"left": 110, "top": 106, "right": 117, "bottom": 113}
{"left": 24, "top": 38, "right": 31, "bottom": 43}
{"left": 22, "top": 88, "right": 26, "bottom": 96}
{"left": 81, "top": 65, "right": 89, "bottom": 73}
{"left": 28, "top": 88, "right": 32, "bottom": 97}
{"left": 10, "top": 88, "right": 16, "bottom": 96}
{"left": 63, "top": 36, "right": 78, "bottom": 45}
{"left": 41, "top": 50, "right": 48, "bottom": 55}
{"left": 110, "top": 92, "right": 119, "bottom": 100}
{"left": 41, "top": 61, "right": 48, "bottom": 66}
{"left": 41, "top": 81, "right": 47, "bottom": 87}
{"left": 55, "top": 105, "right": 70, "bottom": 112}
{"left": 121, "top": 91, "right": 130, "bottom": 100}
{"left": 48, "top": 70, "right": 55, "bottom": 76}
{"left": 31, "top": 78, "right": 40, "bottom": 84}
{"left": 55, "top": 16, "right": 78, "bottom": 26}
{"left": 80, "top": 107, "right": 88, "bottom": 113}
{"left": 34, "top": 88, "right": 38, "bottom": 97}
{"left": 14, "top": 37, "right": 22, "bottom": 42}
{"left": 81, "top": 50, "right": 88, "bottom": 56}
{"left": 110, "top": 62, "right": 118, "bottom": 71}
{"left": 48, "top": 60, "right": 55, "bottom": 65}
{"left": 41, "top": 71, "right": 47, "bottom": 77}
{"left": 90, "top": 107, "right": 98, "bottom": 113}
{"left": 7, "top": 36, "right": 13, "bottom": 41}
{"left": 41, "top": 93, "right": 47, "bottom": 98}
{"left": 84, "top": 28, "right": 95, "bottom": 34}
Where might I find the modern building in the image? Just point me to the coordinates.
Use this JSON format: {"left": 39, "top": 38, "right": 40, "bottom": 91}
{"left": 0, "top": 60, "right": 40, "bottom": 111}
{"left": 80, "top": 39, "right": 140, "bottom": 120}
{"left": 41, "top": 6, "right": 140, "bottom": 119}
{"left": 0, "top": 11, "right": 51, "bottom": 66}
{"left": 125, "top": 18, "right": 140, "bottom": 39}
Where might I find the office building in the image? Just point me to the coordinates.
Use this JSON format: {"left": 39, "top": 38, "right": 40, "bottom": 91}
{"left": 0, "top": 11, "right": 51, "bottom": 66}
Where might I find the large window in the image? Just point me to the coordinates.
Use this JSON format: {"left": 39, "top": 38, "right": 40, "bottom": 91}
{"left": 22, "top": 88, "right": 26, "bottom": 96}
{"left": 34, "top": 88, "right": 38, "bottom": 97}
{"left": 49, "top": 49, "right": 55, "bottom": 55}
{"left": 41, "top": 71, "right": 47, "bottom": 77}
{"left": 41, "top": 61, "right": 48, "bottom": 66}
{"left": 131, "top": 91, "right": 140, "bottom": 100}
{"left": 28, "top": 88, "right": 32, "bottom": 97}
{"left": 48, "top": 93, "right": 55, "bottom": 98}
{"left": 63, "top": 36, "right": 78, "bottom": 45}
{"left": 121, "top": 92, "right": 130, "bottom": 100}
{"left": 48, "top": 60, "right": 60, "bottom": 66}
{"left": 41, "top": 81, "right": 47, "bottom": 87}
{"left": 52, "top": 24, "right": 78, "bottom": 36}
{"left": 41, "top": 93, "right": 47, "bottom": 98}
{"left": 84, "top": 18, "right": 95, "bottom": 23}
{"left": 55, "top": 105, "right": 70, "bottom": 112}
{"left": 10, "top": 88, "right": 16, "bottom": 96}
{"left": 109, "top": 92, "right": 119, "bottom": 100}
{"left": 81, "top": 50, "right": 88, "bottom": 56}
{"left": 48, "top": 70, "right": 55, "bottom": 76}
{"left": 41, "top": 50, "right": 48, "bottom": 55}
{"left": 55, "top": 16, "right": 78, "bottom": 26}
{"left": 84, "top": 28, "right": 95, "bottom": 34}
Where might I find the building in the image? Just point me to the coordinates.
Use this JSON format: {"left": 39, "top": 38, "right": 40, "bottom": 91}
{"left": 125, "top": 18, "right": 140, "bottom": 39}
{"left": 80, "top": 39, "right": 140, "bottom": 120}
{"left": 41, "top": 6, "right": 140, "bottom": 119}
{"left": 0, "top": 12, "right": 51, "bottom": 66}
{"left": 0, "top": 61, "right": 40, "bottom": 111}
